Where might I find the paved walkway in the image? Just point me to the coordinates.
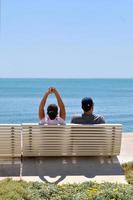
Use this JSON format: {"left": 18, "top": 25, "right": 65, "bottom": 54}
{"left": 118, "top": 133, "right": 133, "bottom": 164}
{"left": 0, "top": 133, "right": 133, "bottom": 184}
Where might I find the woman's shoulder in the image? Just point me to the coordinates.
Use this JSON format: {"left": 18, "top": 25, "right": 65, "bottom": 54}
{"left": 56, "top": 116, "right": 66, "bottom": 125}
{"left": 39, "top": 117, "right": 47, "bottom": 125}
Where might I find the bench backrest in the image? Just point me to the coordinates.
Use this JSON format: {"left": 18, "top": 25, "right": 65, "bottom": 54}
{"left": 0, "top": 124, "right": 21, "bottom": 157}
{"left": 22, "top": 124, "right": 122, "bottom": 157}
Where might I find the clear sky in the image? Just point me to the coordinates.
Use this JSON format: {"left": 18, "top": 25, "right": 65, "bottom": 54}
{"left": 0, "top": 0, "right": 133, "bottom": 78}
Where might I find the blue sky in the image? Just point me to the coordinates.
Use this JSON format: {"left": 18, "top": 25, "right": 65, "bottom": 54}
{"left": 0, "top": 0, "right": 133, "bottom": 78}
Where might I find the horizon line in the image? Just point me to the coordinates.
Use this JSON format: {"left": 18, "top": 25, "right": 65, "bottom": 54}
{"left": 0, "top": 77, "right": 133, "bottom": 79}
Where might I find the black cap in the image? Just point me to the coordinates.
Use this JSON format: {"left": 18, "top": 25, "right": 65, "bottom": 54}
{"left": 81, "top": 97, "right": 94, "bottom": 112}
{"left": 47, "top": 104, "right": 58, "bottom": 120}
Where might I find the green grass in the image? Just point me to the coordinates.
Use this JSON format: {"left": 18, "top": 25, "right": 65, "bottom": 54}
{"left": 0, "top": 179, "right": 133, "bottom": 200}
{"left": 122, "top": 161, "right": 133, "bottom": 185}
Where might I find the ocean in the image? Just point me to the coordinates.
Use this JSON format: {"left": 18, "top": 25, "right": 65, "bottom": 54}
{"left": 0, "top": 78, "right": 133, "bottom": 132}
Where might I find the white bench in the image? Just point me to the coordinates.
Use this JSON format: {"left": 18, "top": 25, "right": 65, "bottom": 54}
{"left": 0, "top": 124, "right": 21, "bottom": 158}
{"left": 22, "top": 124, "right": 122, "bottom": 157}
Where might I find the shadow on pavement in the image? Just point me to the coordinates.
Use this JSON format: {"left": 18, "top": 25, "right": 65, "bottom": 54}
{"left": 22, "top": 156, "right": 123, "bottom": 184}
{"left": 0, "top": 158, "right": 21, "bottom": 177}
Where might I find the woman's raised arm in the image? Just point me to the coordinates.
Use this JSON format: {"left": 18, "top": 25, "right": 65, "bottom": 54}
{"left": 52, "top": 88, "right": 66, "bottom": 120}
{"left": 38, "top": 90, "right": 50, "bottom": 120}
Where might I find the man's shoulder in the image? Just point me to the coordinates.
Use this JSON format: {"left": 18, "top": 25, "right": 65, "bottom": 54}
{"left": 71, "top": 115, "right": 83, "bottom": 124}
{"left": 93, "top": 114, "right": 105, "bottom": 124}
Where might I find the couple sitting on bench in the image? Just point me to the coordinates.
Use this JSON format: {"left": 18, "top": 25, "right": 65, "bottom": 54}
{"left": 39, "top": 87, "right": 105, "bottom": 125}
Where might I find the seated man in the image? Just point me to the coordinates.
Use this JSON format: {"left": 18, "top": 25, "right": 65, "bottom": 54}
{"left": 71, "top": 97, "right": 105, "bottom": 124}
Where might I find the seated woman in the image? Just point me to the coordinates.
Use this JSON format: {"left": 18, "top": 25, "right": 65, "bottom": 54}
{"left": 38, "top": 87, "right": 66, "bottom": 125}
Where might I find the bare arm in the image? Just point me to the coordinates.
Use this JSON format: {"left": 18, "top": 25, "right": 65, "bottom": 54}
{"left": 52, "top": 88, "right": 66, "bottom": 120}
{"left": 38, "top": 91, "right": 50, "bottom": 120}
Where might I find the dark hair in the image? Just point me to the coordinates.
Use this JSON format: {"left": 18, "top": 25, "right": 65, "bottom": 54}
{"left": 47, "top": 104, "right": 58, "bottom": 120}
{"left": 81, "top": 97, "right": 94, "bottom": 112}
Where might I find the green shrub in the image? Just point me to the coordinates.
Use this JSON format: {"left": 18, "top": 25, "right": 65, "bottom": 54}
{"left": 0, "top": 179, "right": 133, "bottom": 200}
{"left": 122, "top": 161, "right": 133, "bottom": 184}
{"left": 0, "top": 178, "right": 29, "bottom": 200}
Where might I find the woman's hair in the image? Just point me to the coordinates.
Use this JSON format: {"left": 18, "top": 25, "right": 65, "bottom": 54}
{"left": 47, "top": 104, "right": 58, "bottom": 120}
